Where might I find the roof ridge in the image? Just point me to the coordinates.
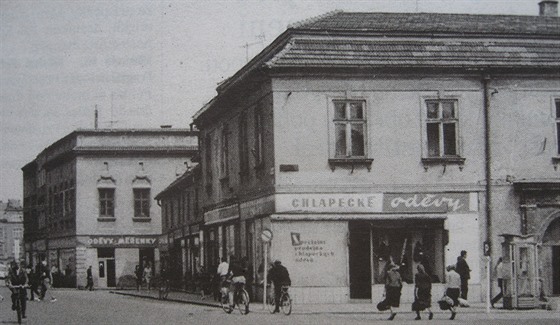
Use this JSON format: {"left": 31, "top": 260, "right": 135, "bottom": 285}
{"left": 288, "top": 9, "right": 343, "bottom": 29}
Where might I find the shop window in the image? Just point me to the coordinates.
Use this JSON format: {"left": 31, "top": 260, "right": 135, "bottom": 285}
{"left": 372, "top": 223, "right": 445, "bottom": 285}
{"left": 133, "top": 188, "right": 150, "bottom": 219}
{"left": 98, "top": 188, "right": 115, "bottom": 219}
{"left": 328, "top": 99, "right": 373, "bottom": 171}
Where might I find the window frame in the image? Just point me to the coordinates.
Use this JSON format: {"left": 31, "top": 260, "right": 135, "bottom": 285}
{"left": 254, "top": 104, "right": 264, "bottom": 169}
{"left": 220, "top": 123, "right": 230, "bottom": 179}
{"left": 555, "top": 98, "right": 560, "bottom": 156}
{"left": 98, "top": 188, "right": 115, "bottom": 220}
{"left": 421, "top": 97, "right": 465, "bottom": 166}
{"left": 238, "top": 112, "right": 250, "bottom": 178}
{"left": 133, "top": 188, "right": 151, "bottom": 221}
{"left": 328, "top": 97, "right": 373, "bottom": 172}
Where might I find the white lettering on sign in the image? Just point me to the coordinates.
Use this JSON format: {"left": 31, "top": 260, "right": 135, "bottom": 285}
{"left": 390, "top": 194, "right": 464, "bottom": 212}
{"left": 87, "top": 236, "right": 158, "bottom": 246}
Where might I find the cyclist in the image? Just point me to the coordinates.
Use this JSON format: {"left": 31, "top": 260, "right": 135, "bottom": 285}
{"left": 7, "top": 260, "right": 28, "bottom": 319}
{"left": 268, "top": 260, "right": 291, "bottom": 313}
{"left": 227, "top": 256, "right": 248, "bottom": 312}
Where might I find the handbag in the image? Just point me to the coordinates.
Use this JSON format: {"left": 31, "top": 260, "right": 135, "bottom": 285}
{"left": 437, "top": 295, "right": 453, "bottom": 310}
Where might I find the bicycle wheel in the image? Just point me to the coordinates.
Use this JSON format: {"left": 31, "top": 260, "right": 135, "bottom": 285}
{"left": 237, "top": 289, "right": 250, "bottom": 315}
{"left": 16, "top": 300, "right": 22, "bottom": 324}
{"left": 281, "top": 292, "right": 292, "bottom": 315}
{"left": 220, "top": 292, "right": 232, "bottom": 313}
{"left": 267, "top": 293, "right": 276, "bottom": 314}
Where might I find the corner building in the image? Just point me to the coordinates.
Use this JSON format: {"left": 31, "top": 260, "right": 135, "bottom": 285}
{"left": 193, "top": 7, "right": 560, "bottom": 304}
{"left": 22, "top": 129, "right": 197, "bottom": 288}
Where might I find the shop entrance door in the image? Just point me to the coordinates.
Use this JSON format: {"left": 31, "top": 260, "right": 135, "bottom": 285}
{"left": 349, "top": 222, "right": 371, "bottom": 299}
{"left": 97, "top": 248, "right": 116, "bottom": 288}
{"left": 553, "top": 246, "right": 560, "bottom": 295}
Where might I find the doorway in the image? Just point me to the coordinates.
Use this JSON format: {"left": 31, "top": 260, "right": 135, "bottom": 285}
{"left": 349, "top": 221, "right": 371, "bottom": 299}
{"left": 553, "top": 246, "right": 559, "bottom": 295}
{"left": 97, "top": 248, "right": 116, "bottom": 288}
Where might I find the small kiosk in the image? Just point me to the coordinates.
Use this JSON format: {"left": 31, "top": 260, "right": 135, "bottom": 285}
{"left": 500, "top": 234, "right": 539, "bottom": 309}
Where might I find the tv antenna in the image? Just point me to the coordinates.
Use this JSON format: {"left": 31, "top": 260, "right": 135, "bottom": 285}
{"left": 241, "top": 33, "right": 266, "bottom": 62}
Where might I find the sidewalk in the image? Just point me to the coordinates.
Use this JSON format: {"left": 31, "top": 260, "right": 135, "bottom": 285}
{"left": 110, "top": 289, "right": 558, "bottom": 315}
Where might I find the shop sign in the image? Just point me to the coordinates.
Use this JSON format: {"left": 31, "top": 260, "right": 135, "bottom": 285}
{"left": 383, "top": 193, "right": 471, "bottom": 213}
{"left": 87, "top": 236, "right": 158, "bottom": 247}
{"left": 276, "top": 193, "right": 383, "bottom": 213}
{"left": 290, "top": 232, "right": 336, "bottom": 264}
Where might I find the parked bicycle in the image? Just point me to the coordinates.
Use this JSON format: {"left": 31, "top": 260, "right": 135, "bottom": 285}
{"left": 220, "top": 279, "right": 250, "bottom": 315}
{"left": 267, "top": 285, "right": 292, "bottom": 315}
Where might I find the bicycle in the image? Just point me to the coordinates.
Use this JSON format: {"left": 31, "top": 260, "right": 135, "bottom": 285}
{"left": 158, "top": 279, "right": 170, "bottom": 300}
{"left": 220, "top": 280, "right": 250, "bottom": 315}
{"left": 11, "top": 285, "right": 28, "bottom": 324}
{"left": 267, "top": 285, "right": 292, "bottom": 315}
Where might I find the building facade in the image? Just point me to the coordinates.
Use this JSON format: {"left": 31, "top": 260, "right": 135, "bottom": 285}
{"left": 193, "top": 4, "right": 560, "bottom": 304}
{"left": 22, "top": 128, "right": 197, "bottom": 288}
{"left": 155, "top": 164, "right": 203, "bottom": 289}
{"left": 0, "top": 200, "right": 24, "bottom": 265}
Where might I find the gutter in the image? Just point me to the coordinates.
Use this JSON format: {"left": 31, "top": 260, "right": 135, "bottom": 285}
{"left": 482, "top": 73, "right": 492, "bottom": 245}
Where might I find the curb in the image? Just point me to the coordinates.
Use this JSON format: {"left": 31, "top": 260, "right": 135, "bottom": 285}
{"left": 109, "top": 291, "right": 221, "bottom": 309}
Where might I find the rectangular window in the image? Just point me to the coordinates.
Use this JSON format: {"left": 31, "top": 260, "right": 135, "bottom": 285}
{"left": 98, "top": 188, "right": 115, "bottom": 218}
{"left": 425, "top": 100, "right": 459, "bottom": 157}
{"left": 254, "top": 106, "right": 264, "bottom": 166}
{"left": 556, "top": 99, "right": 560, "bottom": 155}
{"left": 133, "top": 188, "right": 150, "bottom": 218}
{"left": 239, "top": 113, "right": 249, "bottom": 176}
{"left": 333, "top": 100, "right": 366, "bottom": 158}
{"left": 221, "top": 124, "right": 229, "bottom": 177}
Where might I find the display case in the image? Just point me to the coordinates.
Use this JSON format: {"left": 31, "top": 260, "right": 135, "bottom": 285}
{"left": 500, "top": 234, "right": 538, "bottom": 309}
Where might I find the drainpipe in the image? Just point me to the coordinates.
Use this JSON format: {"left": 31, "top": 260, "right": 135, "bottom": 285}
{"left": 482, "top": 73, "right": 492, "bottom": 313}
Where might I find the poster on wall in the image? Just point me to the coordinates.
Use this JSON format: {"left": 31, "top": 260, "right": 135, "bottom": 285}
{"left": 272, "top": 221, "right": 347, "bottom": 287}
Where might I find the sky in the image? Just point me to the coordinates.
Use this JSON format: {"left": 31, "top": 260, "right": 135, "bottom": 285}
{"left": 0, "top": 0, "right": 546, "bottom": 200}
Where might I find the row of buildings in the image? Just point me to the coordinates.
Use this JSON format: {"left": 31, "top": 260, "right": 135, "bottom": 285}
{"left": 23, "top": 1, "right": 559, "bottom": 305}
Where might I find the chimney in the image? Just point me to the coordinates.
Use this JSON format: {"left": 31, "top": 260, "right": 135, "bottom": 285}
{"left": 539, "top": 0, "right": 558, "bottom": 16}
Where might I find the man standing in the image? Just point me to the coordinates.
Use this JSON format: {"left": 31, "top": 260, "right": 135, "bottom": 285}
{"left": 267, "top": 260, "right": 291, "bottom": 314}
{"left": 85, "top": 266, "right": 94, "bottom": 291}
{"left": 456, "top": 250, "right": 471, "bottom": 300}
{"left": 491, "top": 257, "right": 504, "bottom": 308}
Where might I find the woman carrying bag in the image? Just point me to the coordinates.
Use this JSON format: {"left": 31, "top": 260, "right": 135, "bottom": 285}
{"left": 383, "top": 262, "right": 403, "bottom": 321}
{"left": 444, "top": 264, "right": 461, "bottom": 320}
{"left": 412, "top": 264, "right": 433, "bottom": 320}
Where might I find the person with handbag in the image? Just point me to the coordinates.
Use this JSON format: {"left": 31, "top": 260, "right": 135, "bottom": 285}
{"left": 413, "top": 264, "right": 433, "bottom": 320}
{"left": 445, "top": 264, "right": 461, "bottom": 320}
{"left": 384, "top": 262, "right": 403, "bottom": 321}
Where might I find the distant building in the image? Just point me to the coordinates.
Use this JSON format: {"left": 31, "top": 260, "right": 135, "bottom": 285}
{"left": 192, "top": 3, "right": 560, "bottom": 303}
{"left": 155, "top": 164, "right": 202, "bottom": 289}
{"left": 22, "top": 128, "right": 198, "bottom": 288}
{"left": 0, "top": 199, "right": 24, "bottom": 264}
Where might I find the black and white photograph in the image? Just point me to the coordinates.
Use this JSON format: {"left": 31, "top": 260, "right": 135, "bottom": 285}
{"left": 1, "top": 0, "right": 559, "bottom": 324}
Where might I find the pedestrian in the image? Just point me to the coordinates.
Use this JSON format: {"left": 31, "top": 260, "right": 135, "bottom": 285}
{"left": 216, "top": 257, "right": 229, "bottom": 295}
{"left": 455, "top": 250, "right": 471, "bottom": 301}
{"left": 412, "top": 264, "right": 433, "bottom": 320}
{"left": 445, "top": 264, "right": 461, "bottom": 320}
{"left": 39, "top": 260, "right": 57, "bottom": 302}
{"left": 135, "top": 265, "right": 143, "bottom": 291}
{"left": 7, "top": 260, "right": 28, "bottom": 319}
{"left": 65, "top": 264, "right": 72, "bottom": 287}
{"left": 384, "top": 262, "right": 403, "bottom": 321}
{"left": 491, "top": 257, "right": 504, "bottom": 308}
{"left": 50, "top": 264, "right": 59, "bottom": 288}
{"left": 85, "top": 265, "right": 94, "bottom": 291}
{"left": 144, "top": 262, "right": 152, "bottom": 291}
{"left": 267, "top": 260, "right": 291, "bottom": 314}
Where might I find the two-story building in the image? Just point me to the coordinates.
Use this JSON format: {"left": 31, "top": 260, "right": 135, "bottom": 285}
{"left": 192, "top": 3, "right": 560, "bottom": 304}
{"left": 155, "top": 164, "right": 202, "bottom": 289}
{"left": 22, "top": 128, "right": 197, "bottom": 288}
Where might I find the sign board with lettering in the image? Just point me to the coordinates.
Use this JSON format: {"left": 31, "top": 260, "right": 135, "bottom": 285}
{"left": 86, "top": 236, "right": 158, "bottom": 248}
{"left": 271, "top": 221, "right": 347, "bottom": 287}
{"left": 383, "top": 193, "right": 474, "bottom": 213}
{"left": 276, "top": 193, "right": 383, "bottom": 213}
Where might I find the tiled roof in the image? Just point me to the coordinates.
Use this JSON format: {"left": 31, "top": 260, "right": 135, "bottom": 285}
{"left": 266, "top": 37, "right": 560, "bottom": 69}
{"left": 291, "top": 11, "right": 560, "bottom": 36}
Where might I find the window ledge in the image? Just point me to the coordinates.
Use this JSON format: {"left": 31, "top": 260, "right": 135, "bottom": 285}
{"left": 328, "top": 158, "right": 373, "bottom": 172}
{"left": 421, "top": 157, "right": 465, "bottom": 171}
{"left": 97, "top": 217, "right": 116, "bottom": 222}
{"left": 132, "top": 217, "right": 151, "bottom": 222}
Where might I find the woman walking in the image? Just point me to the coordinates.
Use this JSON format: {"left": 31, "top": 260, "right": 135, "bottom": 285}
{"left": 143, "top": 263, "right": 152, "bottom": 291}
{"left": 413, "top": 264, "right": 433, "bottom": 320}
{"left": 384, "top": 263, "right": 403, "bottom": 321}
{"left": 445, "top": 265, "right": 461, "bottom": 320}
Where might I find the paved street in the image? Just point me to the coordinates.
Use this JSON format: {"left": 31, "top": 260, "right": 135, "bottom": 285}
{"left": 1, "top": 284, "right": 558, "bottom": 325}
